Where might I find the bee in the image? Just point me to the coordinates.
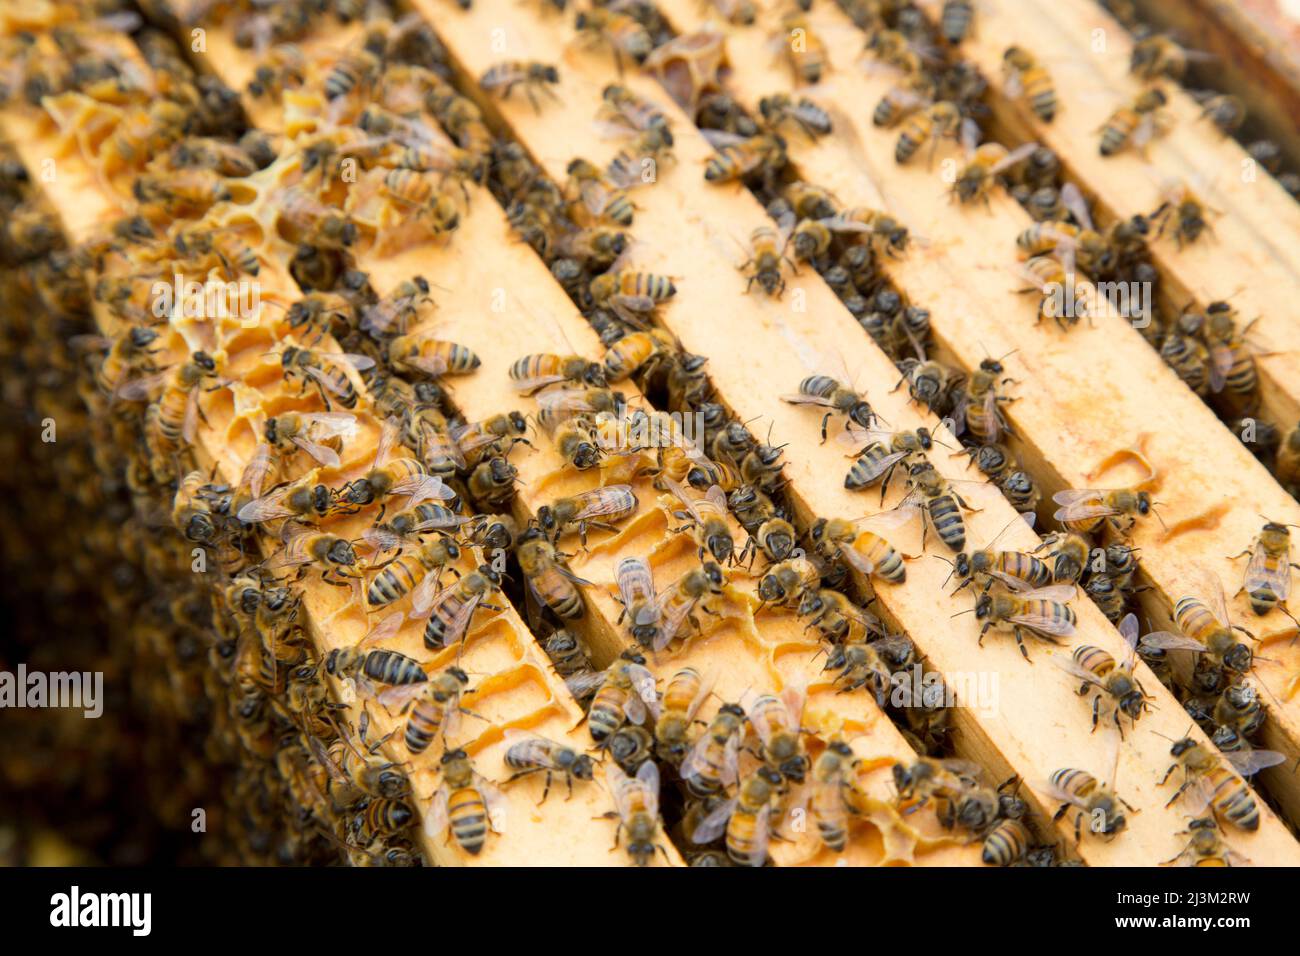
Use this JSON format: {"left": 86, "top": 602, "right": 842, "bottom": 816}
{"left": 121, "top": 350, "right": 221, "bottom": 459}
{"left": 590, "top": 269, "right": 677, "bottom": 327}
{"left": 654, "top": 667, "right": 713, "bottom": 764}
{"left": 812, "top": 515, "right": 908, "bottom": 584}
{"left": 739, "top": 223, "right": 794, "bottom": 297}
{"left": 92, "top": 326, "right": 161, "bottom": 398}
{"left": 747, "top": 686, "right": 808, "bottom": 783}
{"left": 974, "top": 585, "right": 1078, "bottom": 660}
{"left": 1152, "top": 572, "right": 1256, "bottom": 674}
{"left": 344, "top": 424, "right": 455, "bottom": 519}
{"left": 356, "top": 277, "right": 432, "bottom": 340}
{"left": 842, "top": 427, "right": 933, "bottom": 499}
{"left": 1214, "top": 681, "right": 1268, "bottom": 740}
{"left": 514, "top": 528, "right": 586, "bottom": 620}
{"left": 324, "top": 48, "right": 379, "bottom": 101}
{"left": 600, "top": 83, "right": 670, "bottom": 134}
{"left": 385, "top": 334, "right": 480, "bottom": 384}
{"left": 364, "top": 536, "right": 462, "bottom": 610}
{"left": 726, "top": 485, "right": 795, "bottom": 563}
{"left": 247, "top": 42, "right": 306, "bottom": 97}
{"left": 896, "top": 101, "right": 961, "bottom": 165}
{"left": 1203, "top": 302, "right": 1260, "bottom": 399}
{"left": 275, "top": 525, "right": 367, "bottom": 587}
{"left": 1032, "top": 531, "right": 1091, "bottom": 585}
{"left": 502, "top": 730, "right": 595, "bottom": 803}
{"left": 603, "top": 759, "right": 668, "bottom": 866}
{"left": 1052, "top": 487, "right": 1156, "bottom": 537}
{"left": 1151, "top": 180, "right": 1216, "bottom": 248}
{"left": 940, "top": 0, "right": 975, "bottom": 43}
{"left": 1003, "top": 46, "right": 1056, "bottom": 122}
{"left": 799, "top": 587, "right": 883, "bottom": 644}
{"left": 426, "top": 749, "right": 505, "bottom": 855}
{"left": 536, "top": 485, "right": 638, "bottom": 547}
{"left": 899, "top": 459, "right": 981, "bottom": 552}
{"left": 279, "top": 346, "right": 373, "bottom": 412}
{"left": 606, "top": 126, "right": 676, "bottom": 188}
{"left": 953, "top": 138, "right": 1038, "bottom": 207}
{"left": 236, "top": 472, "right": 358, "bottom": 526}
{"left": 390, "top": 666, "right": 473, "bottom": 755}
{"left": 690, "top": 764, "right": 783, "bottom": 867}
{"left": 451, "top": 412, "right": 531, "bottom": 469}
{"left": 607, "top": 556, "right": 659, "bottom": 649}
{"left": 951, "top": 517, "right": 1052, "bottom": 596}
{"left": 892, "top": 756, "right": 983, "bottom": 814}
{"left": 1059, "top": 614, "right": 1151, "bottom": 736}
{"left": 873, "top": 79, "right": 933, "bottom": 129}
{"left": 1160, "top": 310, "right": 1213, "bottom": 395}
{"left": 479, "top": 61, "right": 560, "bottom": 111}
{"left": 1159, "top": 738, "right": 1282, "bottom": 831}
{"left": 1195, "top": 92, "right": 1246, "bottom": 136}
{"left": 779, "top": 13, "right": 828, "bottom": 85}
{"left": 575, "top": 8, "right": 653, "bottom": 69}
{"left": 173, "top": 471, "right": 218, "bottom": 545}
{"left": 263, "top": 411, "right": 357, "bottom": 470}
{"left": 1230, "top": 521, "right": 1299, "bottom": 618}
{"left": 1161, "top": 815, "right": 1249, "bottom": 867}
{"left": 963, "top": 442, "right": 1040, "bottom": 513}
{"left": 783, "top": 375, "right": 880, "bottom": 442}
{"left": 981, "top": 818, "right": 1031, "bottom": 866}
{"left": 604, "top": 328, "right": 676, "bottom": 382}
{"left": 825, "top": 636, "right": 912, "bottom": 703}
{"left": 756, "top": 556, "right": 821, "bottom": 607}
{"left": 655, "top": 561, "right": 728, "bottom": 649}
{"left": 566, "top": 158, "right": 635, "bottom": 227}
{"left": 1129, "top": 34, "right": 1210, "bottom": 82}
{"left": 468, "top": 458, "right": 520, "bottom": 510}
{"left": 1098, "top": 88, "right": 1169, "bottom": 157}
{"left": 325, "top": 642, "right": 427, "bottom": 696}
{"left": 702, "top": 130, "right": 788, "bottom": 185}
{"left": 758, "top": 93, "right": 832, "bottom": 139}
{"left": 894, "top": 357, "right": 960, "bottom": 415}
{"left": 1046, "top": 764, "right": 1134, "bottom": 842}
{"left": 568, "top": 651, "right": 656, "bottom": 745}
{"left": 423, "top": 566, "right": 504, "bottom": 649}
{"left": 1274, "top": 423, "right": 1300, "bottom": 495}
{"left": 682, "top": 702, "right": 745, "bottom": 796}
{"left": 274, "top": 186, "right": 359, "bottom": 250}
{"left": 664, "top": 480, "right": 733, "bottom": 564}
{"left": 545, "top": 628, "right": 592, "bottom": 679}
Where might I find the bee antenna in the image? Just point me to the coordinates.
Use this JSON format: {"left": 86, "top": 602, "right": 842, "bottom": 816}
{"left": 950, "top": 608, "right": 975, "bottom": 618}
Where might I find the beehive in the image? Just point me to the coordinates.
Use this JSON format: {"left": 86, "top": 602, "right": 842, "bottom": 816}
{"left": 2, "top": 0, "right": 1299, "bottom": 868}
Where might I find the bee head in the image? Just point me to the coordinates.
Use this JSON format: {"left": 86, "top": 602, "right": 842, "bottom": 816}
{"left": 1170, "top": 737, "right": 1196, "bottom": 758}
{"left": 974, "top": 594, "right": 992, "bottom": 620}
{"left": 571, "top": 754, "right": 596, "bottom": 780}
{"left": 1135, "top": 492, "right": 1151, "bottom": 515}
{"left": 1120, "top": 690, "right": 1146, "bottom": 718}
{"left": 440, "top": 748, "right": 467, "bottom": 765}
{"left": 701, "top": 561, "right": 725, "bottom": 589}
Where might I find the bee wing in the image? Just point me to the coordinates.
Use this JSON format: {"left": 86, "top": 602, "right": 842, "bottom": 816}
{"left": 689, "top": 797, "right": 737, "bottom": 845}
{"left": 611, "top": 292, "right": 658, "bottom": 314}
{"left": 781, "top": 684, "right": 807, "bottom": 726}
{"left": 1245, "top": 540, "right": 1290, "bottom": 602}
{"left": 409, "top": 565, "right": 445, "bottom": 616}
{"left": 236, "top": 486, "right": 295, "bottom": 523}
{"left": 413, "top": 509, "right": 468, "bottom": 534}
{"left": 424, "top": 787, "right": 450, "bottom": 839}
{"left": 1053, "top": 653, "right": 1107, "bottom": 687}
{"left": 1051, "top": 490, "right": 1116, "bottom": 522}
{"left": 1118, "top": 613, "right": 1141, "bottom": 668}
{"left": 114, "top": 369, "right": 168, "bottom": 402}
{"left": 700, "top": 127, "right": 752, "bottom": 149}
{"left": 1225, "top": 748, "right": 1287, "bottom": 777}
{"left": 1040, "top": 775, "right": 1088, "bottom": 810}
{"left": 377, "top": 680, "right": 428, "bottom": 711}
{"left": 1191, "top": 565, "right": 1233, "bottom": 628}
{"left": 1022, "top": 584, "right": 1077, "bottom": 603}
{"left": 860, "top": 501, "right": 922, "bottom": 533}
{"left": 1206, "top": 347, "right": 1228, "bottom": 393}
{"left": 636, "top": 758, "right": 661, "bottom": 817}
{"left": 654, "top": 588, "right": 697, "bottom": 649}
{"left": 1002, "top": 70, "right": 1024, "bottom": 100}
{"left": 687, "top": 671, "right": 717, "bottom": 721}
{"left": 476, "top": 775, "right": 509, "bottom": 831}
{"left": 577, "top": 484, "right": 638, "bottom": 520}
{"left": 1132, "top": 113, "right": 1156, "bottom": 149}
{"left": 838, "top": 541, "right": 891, "bottom": 584}
{"left": 746, "top": 804, "right": 771, "bottom": 867}
{"left": 391, "top": 473, "right": 456, "bottom": 503}
{"left": 183, "top": 388, "right": 201, "bottom": 446}
{"left": 624, "top": 663, "right": 659, "bottom": 723}
{"left": 241, "top": 443, "right": 274, "bottom": 500}
{"left": 289, "top": 436, "right": 341, "bottom": 467}
{"left": 419, "top": 420, "right": 468, "bottom": 471}
{"left": 513, "top": 372, "right": 571, "bottom": 394}
{"left": 361, "top": 526, "right": 407, "bottom": 552}
{"left": 301, "top": 363, "right": 356, "bottom": 400}
{"left": 617, "top": 556, "right": 654, "bottom": 607}
{"left": 1139, "top": 630, "right": 1208, "bottom": 653}
{"left": 1060, "top": 182, "right": 1094, "bottom": 232}
{"left": 359, "top": 611, "right": 408, "bottom": 649}
{"left": 780, "top": 391, "right": 838, "bottom": 408}
{"left": 1009, "top": 604, "right": 1076, "bottom": 637}
{"left": 564, "top": 670, "right": 608, "bottom": 700}
{"left": 662, "top": 475, "right": 703, "bottom": 523}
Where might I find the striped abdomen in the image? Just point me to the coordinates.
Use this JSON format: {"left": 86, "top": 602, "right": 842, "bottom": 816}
{"left": 927, "top": 495, "right": 967, "bottom": 550}
{"left": 448, "top": 787, "right": 489, "bottom": 853}
{"left": 981, "top": 818, "right": 1029, "bottom": 866}
{"left": 362, "top": 649, "right": 426, "bottom": 686}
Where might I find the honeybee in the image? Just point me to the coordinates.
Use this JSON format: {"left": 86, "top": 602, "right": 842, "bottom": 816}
{"left": 778, "top": 13, "right": 827, "bottom": 85}
{"left": 894, "top": 357, "right": 960, "bottom": 415}
{"left": 479, "top": 61, "right": 560, "bottom": 111}
{"left": 1146, "top": 571, "right": 1255, "bottom": 674}
{"left": 841, "top": 427, "right": 933, "bottom": 499}
{"left": 981, "top": 818, "right": 1031, "bottom": 866}
{"left": 324, "top": 48, "right": 379, "bottom": 101}
{"left": 758, "top": 93, "right": 832, "bottom": 139}
{"left": 1058, "top": 613, "right": 1151, "bottom": 736}
{"left": 394, "top": 666, "right": 472, "bottom": 754}
{"left": 655, "top": 561, "right": 729, "bottom": 650}
{"left": 575, "top": 8, "right": 653, "bottom": 70}
{"left": 1203, "top": 301, "right": 1261, "bottom": 399}
{"left": 470, "top": 459, "right": 517, "bottom": 519}
{"left": 1003, "top": 46, "right": 1056, "bottom": 122}
{"left": 91, "top": 326, "right": 161, "bottom": 398}
{"left": 682, "top": 702, "right": 745, "bottom": 796}
{"left": 702, "top": 130, "right": 788, "bottom": 186}
{"left": 120, "top": 350, "right": 221, "bottom": 456}
{"left": 783, "top": 375, "right": 880, "bottom": 442}
{"left": 451, "top": 412, "right": 531, "bottom": 469}
{"left": 1161, "top": 815, "right": 1249, "bottom": 867}
{"left": 1160, "top": 310, "right": 1213, "bottom": 395}
{"left": 812, "top": 515, "right": 908, "bottom": 584}
{"left": 1272, "top": 424, "right": 1300, "bottom": 494}
{"left": 1130, "top": 34, "right": 1212, "bottom": 82}
{"left": 511, "top": 353, "right": 608, "bottom": 395}
{"left": 502, "top": 730, "right": 595, "bottom": 803}
{"left": 825, "top": 635, "right": 912, "bottom": 703}
{"left": 263, "top": 411, "right": 357, "bottom": 469}
{"left": 1098, "top": 88, "right": 1169, "bottom": 157}
{"left": 1032, "top": 531, "right": 1091, "bottom": 584}
{"left": 1195, "top": 92, "right": 1246, "bottom": 136}
{"left": 279, "top": 345, "right": 374, "bottom": 411}
{"left": 603, "top": 328, "right": 676, "bottom": 382}
{"left": 538, "top": 485, "right": 638, "bottom": 546}
{"left": 964, "top": 442, "right": 1041, "bottom": 514}
{"left": 746, "top": 686, "right": 808, "bottom": 783}
{"left": 1046, "top": 763, "right": 1134, "bottom": 842}
{"left": 364, "top": 536, "right": 462, "bottom": 610}
{"left": 544, "top": 628, "right": 593, "bottom": 679}
{"left": 235, "top": 470, "right": 356, "bottom": 525}
{"left": 600, "top": 82, "right": 670, "bottom": 134}
{"left": 739, "top": 223, "right": 795, "bottom": 297}
{"left": 422, "top": 565, "right": 504, "bottom": 649}
{"left": 514, "top": 528, "right": 587, "bottom": 620}
{"left": 344, "top": 422, "right": 455, "bottom": 517}
{"left": 589, "top": 269, "right": 677, "bottom": 327}
{"left": 799, "top": 587, "right": 883, "bottom": 645}
{"left": 974, "top": 585, "right": 1077, "bottom": 660}
{"left": 568, "top": 651, "right": 657, "bottom": 745}
{"left": 325, "top": 641, "right": 427, "bottom": 698}
{"left": 272, "top": 186, "right": 359, "bottom": 249}
{"left": 690, "top": 764, "right": 783, "bottom": 866}
{"left": 896, "top": 459, "right": 982, "bottom": 552}
{"left": 756, "top": 555, "right": 822, "bottom": 607}
{"left": 606, "top": 126, "right": 676, "bottom": 188}
{"left": 426, "top": 748, "right": 505, "bottom": 856}
{"left": 663, "top": 480, "right": 733, "bottom": 564}
{"left": 951, "top": 516, "right": 1052, "bottom": 595}
{"left": 387, "top": 332, "right": 481, "bottom": 381}
{"left": 1159, "top": 738, "right": 1281, "bottom": 831}
{"left": 1052, "top": 487, "right": 1156, "bottom": 537}
{"left": 949, "top": 116, "right": 1032, "bottom": 198}
{"left": 654, "top": 666, "right": 713, "bottom": 764}
{"left": 873, "top": 78, "right": 933, "bottom": 129}
{"left": 274, "top": 525, "right": 366, "bottom": 588}
{"left": 247, "top": 43, "right": 306, "bottom": 97}
{"left": 358, "top": 277, "right": 432, "bottom": 339}
{"left": 1230, "top": 521, "right": 1299, "bottom": 618}
{"left": 603, "top": 760, "right": 668, "bottom": 866}
{"left": 614, "top": 556, "right": 661, "bottom": 648}
{"left": 1150, "top": 180, "right": 1217, "bottom": 249}
{"left": 896, "top": 101, "right": 961, "bottom": 165}
{"left": 892, "top": 756, "right": 983, "bottom": 814}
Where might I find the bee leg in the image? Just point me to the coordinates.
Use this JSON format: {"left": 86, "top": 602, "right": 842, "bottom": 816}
{"left": 1164, "top": 778, "right": 1193, "bottom": 809}
{"left": 1013, "top": 626, "right": 1031, "bottom": 662}
{"left": 538, "top": 770, "right": 552, "bottom": 807}
{"left": 1090, "top": 695, "right": 1099, "bottom": 731}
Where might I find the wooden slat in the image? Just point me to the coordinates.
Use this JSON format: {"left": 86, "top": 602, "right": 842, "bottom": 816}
{"left": 404, "top": 0, "right": 1300, "bottom": 864}
{"left": 652, "top": 0, "right": 1300, "bottom": 831}
{"left": 952, "top": 0, "right": 1300, "bottom": 432}
{"left": 0, "top": 49, "right": 634, "bottom": 868}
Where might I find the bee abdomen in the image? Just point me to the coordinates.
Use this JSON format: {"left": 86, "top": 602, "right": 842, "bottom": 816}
{"left": 448, "top": 788, "right": 489, "bottom": 853}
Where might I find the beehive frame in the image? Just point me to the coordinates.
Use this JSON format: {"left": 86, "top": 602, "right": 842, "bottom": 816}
{"left": 2, "top": 0, "right": 1299, "bottom": 868}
